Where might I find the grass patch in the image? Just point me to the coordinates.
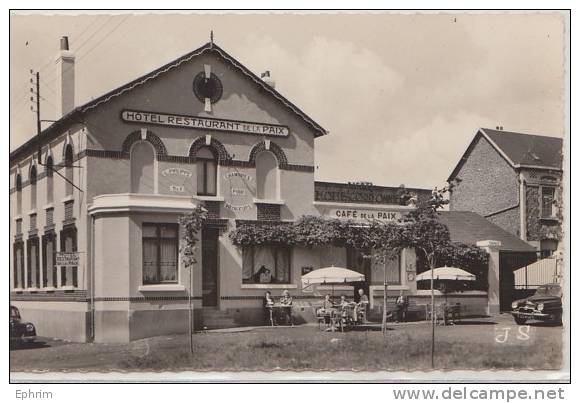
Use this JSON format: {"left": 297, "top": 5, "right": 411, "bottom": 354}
{"left": 11, "top": 319, "right": 563, "bottom": 372}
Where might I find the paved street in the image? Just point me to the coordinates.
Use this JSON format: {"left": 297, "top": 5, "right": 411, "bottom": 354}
{"left": 10, "top": 314, "right": 563, "bottom": 372}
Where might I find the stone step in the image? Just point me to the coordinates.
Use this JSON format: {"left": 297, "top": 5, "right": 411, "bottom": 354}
{"left": 201, "top": 309, "right": 237, "bottom": 329}
{"left": 202, "top": 320, "right": 237, "bottom": 329}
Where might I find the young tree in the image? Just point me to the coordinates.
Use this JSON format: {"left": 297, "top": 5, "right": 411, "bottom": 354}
{"left": 178, "top": 205, "right": 207, "bottom": 353}
{"left": 400, "top": 186, "right": 458, "bottom": 368}
{"left": 362, "top": 221, "right": 403, "bottom": 335}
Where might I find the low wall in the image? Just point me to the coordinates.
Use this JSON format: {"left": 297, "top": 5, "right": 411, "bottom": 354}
{"left": 370, "top": 291, "right": 489, "bottom": 321}
{"left": 11, "top": 301, "right": 90, "bottom": 343}
{"left": 129, "top": 308, "right": 203, "bottom": 341}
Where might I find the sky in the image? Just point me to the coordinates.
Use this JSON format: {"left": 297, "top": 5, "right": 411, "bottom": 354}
{"left": 9, "top": 11, "right": 566, "bottom": 189}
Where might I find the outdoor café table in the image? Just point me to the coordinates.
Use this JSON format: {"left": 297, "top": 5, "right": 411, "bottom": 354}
{"left": 271, "top": 303, "right": 293, "bottom": 326}
{"left": 425, "top": 303, "right": 456, "bottom": 326}
{"left": 330, "top": 304, "right": 356, "bottom": 332}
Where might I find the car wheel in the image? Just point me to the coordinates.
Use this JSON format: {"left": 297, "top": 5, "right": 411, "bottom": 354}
{"left": 514, "top": 317, "right": 527, "bottom": 325}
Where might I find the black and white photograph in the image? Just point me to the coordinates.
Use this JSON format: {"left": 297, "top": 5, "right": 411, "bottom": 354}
{"left": 8, "top": 8, "right": 570, "bottom": 384}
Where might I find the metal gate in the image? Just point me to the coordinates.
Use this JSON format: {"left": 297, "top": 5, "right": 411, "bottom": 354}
{"left": 499, "top": 252, "right": 537, "bottom": 311}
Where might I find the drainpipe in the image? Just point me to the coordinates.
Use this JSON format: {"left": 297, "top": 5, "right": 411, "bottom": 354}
{"left": 519, "top": 172, "right": 527, "bottom": 242}
{"left": 90, "top": 214, "right": 95, "bottom": 342}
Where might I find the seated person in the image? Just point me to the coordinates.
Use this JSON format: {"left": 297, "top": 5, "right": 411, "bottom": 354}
{"left": 263, "top": 291, "right": 275, "bottom": 325}
{"left": 355, "top": 288, "right": 369, "bottom": 323}
{"left": 339, "top": 295, "right": 354, "bottom": 324}
{"left": 395, "top": 291, "right": 409, "bottom": 322}
{"left": 279, "top": 290, "right": 293, "bottom": 326}
{"left": 316, "top": 294, "right": 334, "bottom": 326}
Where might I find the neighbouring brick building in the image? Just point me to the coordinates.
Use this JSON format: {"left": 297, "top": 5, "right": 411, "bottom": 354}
{"left": 447, "top": 128, "right": 563, "bottom": 257}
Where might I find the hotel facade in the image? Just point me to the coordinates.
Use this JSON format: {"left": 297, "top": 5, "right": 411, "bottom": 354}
{"left": 10, "top": 39, "right": 530, "bottom": 342}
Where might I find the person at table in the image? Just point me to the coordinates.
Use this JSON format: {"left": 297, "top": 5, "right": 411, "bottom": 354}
{"left": 321, "top": 294, "right": 333, "bottom": 310}
{"left": 339, "top": 295, "right": 354, "bottom": 325}
{"left": 395, "top": 290, "right": 409, "bottom": 323}
{"left": 263, "top": 291, "right": 275, "bottom": 326}
{"left": 317, "top": 294, "right": 334, "bottom": 327}
{"left": 355, "top": 288, "right": 369, "bottom": 323}
{"left": 279, "top": 290, "right": 294, "bottom": 326}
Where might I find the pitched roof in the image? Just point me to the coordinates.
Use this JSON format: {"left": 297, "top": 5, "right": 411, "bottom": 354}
{"left": 481, "top": 128, "right": 563, "bottom": 169}
{"left": 448, "top": 128, "right": 563, "bottom": 181}
{"left": 10, "top": 42, "right": 327, "bottom": 164}
{"left": 438, "top": 211, "right": 536, "bottom": 253}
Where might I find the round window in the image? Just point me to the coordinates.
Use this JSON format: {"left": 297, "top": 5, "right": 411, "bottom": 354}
{"left": 193, "top": 72, "right": 223, "bottom": 104}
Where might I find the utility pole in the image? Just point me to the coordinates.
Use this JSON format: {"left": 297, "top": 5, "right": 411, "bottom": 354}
{"left": 30, "top": 70, "right": 41, "bottom": 164}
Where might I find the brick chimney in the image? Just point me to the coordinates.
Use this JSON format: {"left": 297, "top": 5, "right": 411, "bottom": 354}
{"left": 55, "top": 36, "right": 75, "bottom": 117}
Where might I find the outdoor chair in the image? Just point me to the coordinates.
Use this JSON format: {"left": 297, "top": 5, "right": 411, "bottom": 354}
{"left": 315, "top": 309, "right": 330, "bottom": 330}
{"left": 425, "top": 303, "right": 447, "bottom": 325}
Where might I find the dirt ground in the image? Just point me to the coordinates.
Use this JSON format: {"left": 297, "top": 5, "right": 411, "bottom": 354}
{"left": 10, "top": 314, "right": 563, "bottom": 372}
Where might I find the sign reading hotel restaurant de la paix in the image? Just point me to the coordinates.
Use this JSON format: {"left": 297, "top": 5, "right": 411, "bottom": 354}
{"left": 122, "top": 109, "right": 290, "bottom": 137}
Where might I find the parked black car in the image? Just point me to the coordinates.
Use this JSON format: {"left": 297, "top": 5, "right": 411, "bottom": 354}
{"left": 511, "top": 283, "right": 563, "bottom": 325}
{"left": 10, "top": 305, "right": 36, "bottom": 346}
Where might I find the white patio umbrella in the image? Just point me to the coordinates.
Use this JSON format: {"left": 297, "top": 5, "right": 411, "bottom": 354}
{"left": 415, "top": 266, "right": 476, "bottom": 282}
{"left": 301, "top": 266, "right": 365, "bottom": 286}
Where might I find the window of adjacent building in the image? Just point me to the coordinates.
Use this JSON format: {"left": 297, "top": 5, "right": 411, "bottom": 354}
{"left": 13, "top": 241, "right": 24, "bottom": 289}
{"left": 541, "top": 186, "right": 556, "bottom": 218}
{"left": 16, "top": 218, "right": 22, "bottom": 235}
{"left": 242, "top": 246, "right": 291, "bottom": 284}
{"left": 42, "top": 232, "right": 57, "bottom": 288}
{"left": 46, "top": 156, "right": 54, "bottom": 204}
{"left": 15, "top": 173, "right": 22, "bottom": 215}
{"left": 60, "top": 225, "right": 78, "bottom": 288}
{"left": 29, "top": 165, "right": 37, "bottom": 210}
{"left": 64, "top": 200, "right": 74, "bottom": 221}
{"left": 256, "top": 151, "right": 279, "bottom": 200}
{"left": 196, "top": 147, "right": 217, "bottom": 196}
{"left": 29, "top": 213, "right": 37, "bottom": 230}
{"left": 539, "top": 239, "right": 558, "bottom": 259}
{"left": 46, "top": 208, "right": 54, "bottom": 226}
{"left": 130, "top": 141, "right": 155, "bottom": 194}
{"left": 142, "top": 223, "right": 178, "bottom": 284}
{"left": 64, "top": 144, "right": 74, "bottom": 196}
{"left": 27, "top": 236, "right": 40, "bottom": 288}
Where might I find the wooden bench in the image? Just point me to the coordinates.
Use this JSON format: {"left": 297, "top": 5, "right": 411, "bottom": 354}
{"left": 377, "top": 300, "right": 425, "bottom": 322}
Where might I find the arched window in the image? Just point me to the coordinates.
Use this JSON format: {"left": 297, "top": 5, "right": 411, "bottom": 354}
{"left": 196, "top": 147, "right": 217, "bottom": 196}
{"left": 130, "top": 141, "right": 155, "bottom": 194}
{"left": 46, "top": 156, "right": 54, "bottom": 204}
{"left": 15, "top": 173, "right": 22, "bottom": 215}
{"left": 256, "top": 151, "right": 278, "bottom": 200}
{"left": 29, "top": 165, "right": 37, "bottom": 210}
{"left": 64, "top": 144, "right": 74, "bottom": 196}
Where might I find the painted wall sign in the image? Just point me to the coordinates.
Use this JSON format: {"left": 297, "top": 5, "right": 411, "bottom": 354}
{"left": 56, "top": 252, "right": 80, "bottom": 267}
{"left": 162, "top": 167, "right": 192, "bottom": 178}
{"left": 224, "top": 172, "right": 253, "bottom": 181}
{"left": 224, "top": 202, "right": 252, "bottom": 212}
{"left": 169, "top": 185, "right": 185, "bottom": 193}
{"left": 330, "top": 208, "right": 402, "bottom": 222}
{"left": 122, "top": 109, "right": 290, "bottom": 137}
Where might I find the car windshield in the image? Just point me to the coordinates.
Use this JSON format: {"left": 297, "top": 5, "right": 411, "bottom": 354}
{"left": 10, "top": 307, "right": 20, "bottom": 319}
{"left": 535, "top": 285, "right": 561, "bottom": 297}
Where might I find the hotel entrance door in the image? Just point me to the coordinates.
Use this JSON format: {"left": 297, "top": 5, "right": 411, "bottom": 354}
{"left": 202, "top": 227, "right": 219, "bottom": 307}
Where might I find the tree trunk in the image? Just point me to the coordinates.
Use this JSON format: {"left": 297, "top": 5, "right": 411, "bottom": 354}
{"left": 189, "top": 265, "right": 194, "bottom": 354}
{"left": 382, "top": 259, "right": 388, "bottom": 335}
{"left": 430, "top": 261, "right": 435, "bottom": 368}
